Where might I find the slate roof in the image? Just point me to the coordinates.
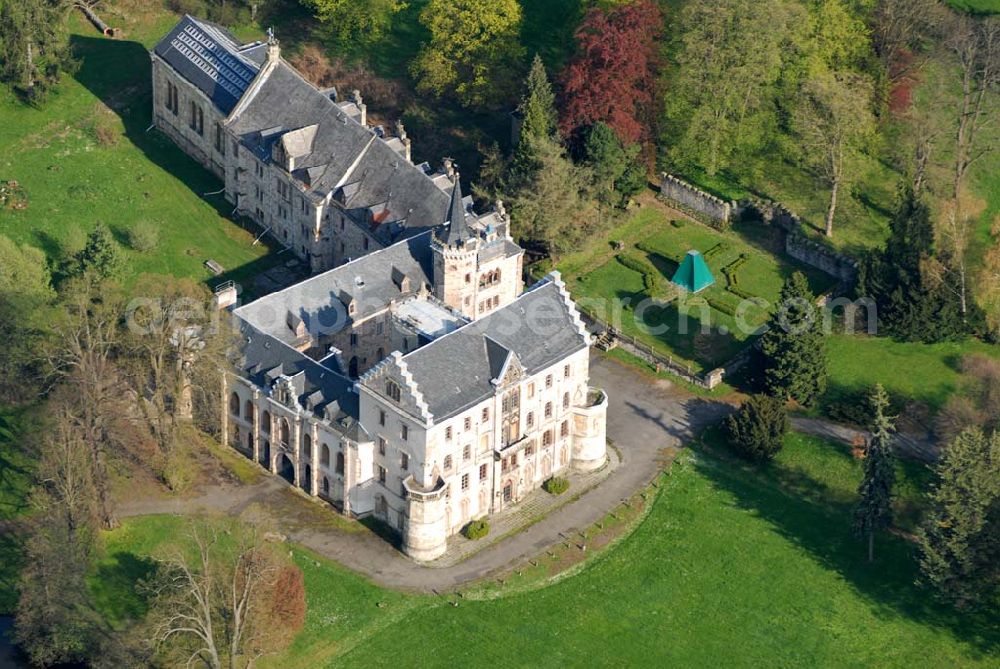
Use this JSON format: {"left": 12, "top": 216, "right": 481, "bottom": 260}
{"left": 236, "top": 321, "right": 366, "bottom": 439}
{"left": 153, "top": 15, "right": 262, "bottom": 114}
{"left": 234, "top": 231, "right": 438, "bottom": 345}
{"left": 398, "top": 279, "right": 589, "bottom": 421}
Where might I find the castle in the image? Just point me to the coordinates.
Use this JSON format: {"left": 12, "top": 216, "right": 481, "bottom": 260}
{"left": 152, "top": 16, "right": 608, "bottom": 560}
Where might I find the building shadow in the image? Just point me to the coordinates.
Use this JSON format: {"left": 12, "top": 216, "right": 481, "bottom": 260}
{"left": 68, "top": 33, "right": 283, "bottom": 293}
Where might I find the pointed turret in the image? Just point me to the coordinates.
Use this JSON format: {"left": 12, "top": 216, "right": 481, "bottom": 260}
{"left": 443, "top": 172, "right": 472, "bottom": 246}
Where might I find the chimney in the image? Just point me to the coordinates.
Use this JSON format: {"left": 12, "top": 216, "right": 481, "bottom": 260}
{"left": 351, "top": 89, "right": 366, "bottom": 126}
{"left": 443, "top": 157, "right": 455, "bottom": 178}
{"left": 495, "top": 198, "right": 507, "bottom": 222}
{"left": 396, "top": 120, "right": 411, "bottom": 162}
{"left": 266, "top": 27, "right": 280, "bottom": 62}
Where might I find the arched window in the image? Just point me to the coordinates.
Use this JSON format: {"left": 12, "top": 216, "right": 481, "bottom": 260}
{"left": 336, "top": 451, "right": 345, "bottom": 475}
{"left": 262, "top": 411, "right": 271, "bottom": 434}
{"left": 321, "top": 444, "right": 330, "bottom": 466}
{"left": 244, "top": 400, "right": 254, "bottom": 425}
{"left": 385, "top": 380, "right": 401, "bottom": 402}
{"left": 349, "top": 356, "right": 359, "bottom": 377}
{"left": 280, "top": 418, "right": 290, "bottom": 446}
{"left": 376, "top": 347, "right": 385, "bottom": 361}
{"left": 322, "top": 476, "right": 330, "bottom": 496}
{"left": 303, "top": 433, "right": 312, "bottom": 460}
{"left": 229, "top": 392, "right": 240, "bottom": 417}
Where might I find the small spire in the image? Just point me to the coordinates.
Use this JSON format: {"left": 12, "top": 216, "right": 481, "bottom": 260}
{"left": 443, "top": 172, "right": 471, "bottom": 246}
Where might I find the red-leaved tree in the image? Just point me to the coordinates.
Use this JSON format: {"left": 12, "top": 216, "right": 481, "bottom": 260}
{"left": 557, "top": 0, "right": 662, "bottom": 147}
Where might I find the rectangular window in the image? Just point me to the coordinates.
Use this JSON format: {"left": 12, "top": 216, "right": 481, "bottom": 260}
{"left": 545, "top": 402, "right": 552, "bottom": 419}
{"left": 215, "top": 124, "right": 225, "bottom": 154}
{"left": 461, "top": 474, "right": 469, "bottom": 491}
{"left": 378, "top": 465, "right": 386, "bottom": 483}
{"left": 526, "top": 412, "right": 534, "bottom": 428}
{"left": 479, "top": 463, "right": 488, "bottom": 480}
{"left": 525, "top": 444, "right": 534, "bottom": 457}
{"left": 564, "top": 364, "right": 571, "bottom": 378}
{"left": 376, "top": 321, "right": 383, "bottom": 335}
{"left": 378, "top": 437, "right": 386, "bottom": 456}
{"left": 350, "top": 333, "right": 358, "bottom": 346}
{"left": 501, "top": 457, "right": 508, "bottom": 473}
{"left": 445, "top": 426, "right": 453, "bottom": 441}
{"left": 561, "top": 420, "right": 569, "bottom": 437}
{"left": 528, "top": 382, "right": 535, "bottom": 399}
{"left": 463, "top": 445, "right": 470, "bottom": 461}
{"left": 444, "top": 455, "right": 453, "bottom": 471}
{"left": 401, "top": 424, "right": 408, "bottom": 441}
{"left": 401, "top": 452, "right": 409, "bottom": 471}
{"left": 379, "top": 409, "right": 386, "bottom": 426}
{"left": 546, "top": 374, "right": 553, "bottom": 389}
{"left": 511, "top": 453, "right": 518, "bottom": 467}
{"left": 464, "top": 417, "right": 471, "bottom": 431}
{"left": 481, "top": 407, "right": 489, "bottom": 422}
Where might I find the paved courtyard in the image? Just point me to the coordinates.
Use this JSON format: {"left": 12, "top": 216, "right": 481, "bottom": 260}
{"left": 119, "top": 353, "right": 734, "bottom": 591}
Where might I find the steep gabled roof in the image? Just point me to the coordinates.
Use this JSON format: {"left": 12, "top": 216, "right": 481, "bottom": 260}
{"left": 153, "top": 15, "right": 262, "bottom": 114}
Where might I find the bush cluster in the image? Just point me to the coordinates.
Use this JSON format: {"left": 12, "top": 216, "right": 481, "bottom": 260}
{"left": 462, "top": 519, "right": 490, "bottom": 540}
{"left": 543, "top": 476, "right": 570, "bottom": 495}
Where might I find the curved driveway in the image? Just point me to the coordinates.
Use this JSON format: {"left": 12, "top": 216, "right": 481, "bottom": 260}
{"left": 120, "top": 354, "right": 732, "bottom": 591}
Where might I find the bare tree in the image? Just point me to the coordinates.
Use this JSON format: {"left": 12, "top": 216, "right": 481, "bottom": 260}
{"left": 46, "top": 274, "right": 126, "bottom": 528}
{"left": 792, "top": 71, "right": 877, "bottom": 237}
{"left": 946, "top": 14, "right": 1000, "bottom": 202}
{"left": 146, "top": 518, "right": 304, "bottom": 669}
{"left": 870, "top": 0, "right": 943, "bottom": 84}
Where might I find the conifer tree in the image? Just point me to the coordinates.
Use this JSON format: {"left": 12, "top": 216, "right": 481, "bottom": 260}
{"left": 0, "top": 0, "right": 75, "bottom": 102}
{"left": 853, "top": 384, "right": 896, "bottom": 562}
{"left": 857, "top": 187, "right": 969, "bottom": 342}
{"left": 509, "top": 55, "right": 558, "bottom": 190}
{"left": 71, "top": 223, "right": 126, "bottom": 279}
{"left": 759, "top": 271, "right": 828, "bottom": 406}
{"left": 918, "top": 427, "right": 1000, "bottom": 610}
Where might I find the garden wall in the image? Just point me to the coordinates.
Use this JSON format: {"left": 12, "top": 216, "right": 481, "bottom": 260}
{"left": 659, "top": 173, "right": 734, "bottom": 228}
{"left": 785, "top": 234, "right": 858, "bottom": 283}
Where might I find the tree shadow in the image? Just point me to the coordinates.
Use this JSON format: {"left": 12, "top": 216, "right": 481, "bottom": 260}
{"left": 520, "top": 0, "right": 585, "bottom": 71}
{"left": 90, "top": 552, "right": 157, "bottom": 626}
{"left": 690, "top": 440, "right": 1000, "bottom": 656}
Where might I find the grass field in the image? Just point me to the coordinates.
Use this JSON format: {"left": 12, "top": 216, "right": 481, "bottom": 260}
{"left": 0, "top": 9, "right": 279, "bottom": 290}
{"left": 92, "top": 431, "right": 999, "bottom": 668}
{"left": 822, "top": 334, "right": 1000, "bottom": 413}
{"left": 557, "top": 199, "right": 835, "bottom": 372}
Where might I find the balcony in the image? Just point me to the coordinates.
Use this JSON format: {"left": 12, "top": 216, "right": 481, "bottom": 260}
{"left": 402, "top": 474, "right": 448, "bottom": 501}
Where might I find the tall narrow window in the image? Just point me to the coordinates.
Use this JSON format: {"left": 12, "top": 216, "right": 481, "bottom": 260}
{"left": 215, "top": 123, "right": 225, "bottom": 154}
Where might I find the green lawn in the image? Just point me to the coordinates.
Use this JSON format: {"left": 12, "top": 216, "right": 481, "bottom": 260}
{"left": 93, "top": 432, "right": 998, "bottom": 668}
{"left": 559, "top": 201, "right": 836, "bottom": 372}
{"left": 946, "top": 0, "right": 1000, "bottom": 13}
{"left": 824, "top": 334, "right": 1000, "bottom": 413}
{"left": 0, "top": 9, "right": 279, "bottom": 289}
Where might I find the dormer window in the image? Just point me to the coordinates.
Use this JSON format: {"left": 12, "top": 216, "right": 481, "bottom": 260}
{"left": 386, "top": 380, "right": 401, "bottom": 402}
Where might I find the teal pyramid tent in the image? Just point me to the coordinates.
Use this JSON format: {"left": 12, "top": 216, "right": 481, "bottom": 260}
{"left": 671, "top": 250, "right": 715, "bottom": 293}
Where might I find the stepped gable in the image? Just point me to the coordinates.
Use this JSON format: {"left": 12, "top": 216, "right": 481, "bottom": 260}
{"left": 397, "top": 278, "right": 589, "bottom": 421}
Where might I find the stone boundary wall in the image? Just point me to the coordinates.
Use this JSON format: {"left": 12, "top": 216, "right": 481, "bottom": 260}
{"left": 743, "top": 199, "right": 859, "bottom": 284}
{"left": 659, "top": 173, "right": 734, "bottom": 229}
{"left": 785, "top": 234, "right": 858, "bottom": 283}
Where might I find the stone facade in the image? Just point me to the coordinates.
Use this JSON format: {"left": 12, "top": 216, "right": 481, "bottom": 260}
{"left": 158, "top": 16, "right": 606, "bottom": 561}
